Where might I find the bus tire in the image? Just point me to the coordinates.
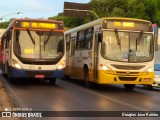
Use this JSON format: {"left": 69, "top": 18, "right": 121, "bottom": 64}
{"left": 143, "top": 84, "right": 152, "bottom": 90}
{"left": 2, "top": 64, "right": 7, "bottom": 77}
{"left": 8, "top": 78, "right": 15, "bottom": 83}
{"left": 124, "top": 84, "right": 135, "bottom": 91}
{"left": 84, "top": 67, "right": 93, "bottom": 88}
{"left": 49, "top": 78, "right": 56, "bottom": 85}
{"left": 65, "top": 75, "right": 70, "bottom": 80}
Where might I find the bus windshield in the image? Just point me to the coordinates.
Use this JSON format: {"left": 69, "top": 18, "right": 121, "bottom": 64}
{"left": 101, "top": 31, "right": 154, "bottom": 63}
{"left": 13, "top": 30, "right": 64, "bottom": 63}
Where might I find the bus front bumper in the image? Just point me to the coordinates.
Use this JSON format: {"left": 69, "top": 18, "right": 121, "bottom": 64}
{"left": 96, "top": 70, "right": 154, "bottom": 85}
{"left": 8, "top": 66, "right": 65, "bottom": 79}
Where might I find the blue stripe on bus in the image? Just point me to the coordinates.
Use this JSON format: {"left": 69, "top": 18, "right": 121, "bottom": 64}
{"left": 9, "top": 66, "right": 65, "bottom": 78}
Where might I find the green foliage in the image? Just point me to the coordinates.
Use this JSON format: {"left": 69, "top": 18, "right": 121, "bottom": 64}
{"left": 110, "top": 7, "right": 125, "bottom": 17}
{"left": 145, "top": 0, "right": 160, "bottom": 24}
{"left": 127, "top": 1, "right": 149, "bottom": 19}
{"left": 0, "top": 18, "right": 15, "bottom": 29}
{"left": 0, "top": 21, "right": 10, "bottom": 28}
{"left": 48, "top": 13, "right": 90, "bottom": 30}
{"left": 88, "top": 0, "right": 128, "bottom": 17}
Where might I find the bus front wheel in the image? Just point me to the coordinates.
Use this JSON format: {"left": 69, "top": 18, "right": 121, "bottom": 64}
{"left": 84, "top": 67, "right": 94, "bottom": 88}
{"left": 49, "top": 78, "right": 56, "bottom": 85}
{"left": 84, "top": 67, "right": 89, "bottom": 86}
{"left": 2, "top": 64, "right": 7, "bottom": 77}
{"left": 124, "top": 84, "right": 135, "bottom": 91}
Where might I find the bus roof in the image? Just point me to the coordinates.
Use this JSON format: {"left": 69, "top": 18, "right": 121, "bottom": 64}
{"left": 65, "top": 17, "right": 153, "bottom": 34}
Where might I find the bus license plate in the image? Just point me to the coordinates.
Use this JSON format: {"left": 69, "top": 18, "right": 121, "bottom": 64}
{"left": 35, "top": 74, "right": 45, "bottom": 78}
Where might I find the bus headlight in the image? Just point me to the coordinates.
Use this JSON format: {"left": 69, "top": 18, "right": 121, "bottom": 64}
{"left": 12, "top": 59, "right": 22, "bottom": 69}
{"left": 100, "top": 64, "right": 113, "bottom": 74}
{"left": 143, "top": 67, "right": 153, "bottom": 75}
{"left": 57, "top": 61, "right": 65, "bottom": 70}
{"left": 146, "top": 67, "right": 153, "bottom": 72}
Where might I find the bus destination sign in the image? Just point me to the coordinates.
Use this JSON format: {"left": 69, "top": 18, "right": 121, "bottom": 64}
{"left": 14, "top": 21, "right": 64, "bottom": 30}
{"left": 114, "top": 22, "right": 135, "bottom": 28}
{"left": 102, "top": 19, "right": 153, "bottom": 32}
{"left": 21, "top": 22, "right": 57, "bottom": 29}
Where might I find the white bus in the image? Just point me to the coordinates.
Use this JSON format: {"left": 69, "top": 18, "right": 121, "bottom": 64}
{"left": 65, "top": 17, "right": 154, "bottom": 90}
{"left": 0, "top": 18, "right": 66, "bottom": 85}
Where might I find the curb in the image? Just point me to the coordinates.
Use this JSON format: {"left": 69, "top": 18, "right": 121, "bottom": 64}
{"left": 0, "top": 79, "right": 20, "bottom": 120}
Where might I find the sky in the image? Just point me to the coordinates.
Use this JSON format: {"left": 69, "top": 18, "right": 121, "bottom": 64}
{"left": 0, "top": 0, "right": 90, "bottom": 20}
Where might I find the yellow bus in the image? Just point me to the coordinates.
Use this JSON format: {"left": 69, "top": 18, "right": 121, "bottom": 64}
{"left": 1, "top": 18, "right": 65, "bottom": 85}
{"left": 65, "top": 17, "right": 154, "bottom": 90}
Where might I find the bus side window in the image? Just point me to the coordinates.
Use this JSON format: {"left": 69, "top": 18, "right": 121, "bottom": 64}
{"left": 84, "top": 28, "right": 93, "bottom": 50}
{"left": 66, "top": 34, "right": 71, "bottom": 51}
{"left": 76, "top": 30, "right": 85, "bottom": 50}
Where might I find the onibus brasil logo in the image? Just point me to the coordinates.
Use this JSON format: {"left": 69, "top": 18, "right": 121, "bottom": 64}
{"left": 2, "top": 108, "right": 42, "bottom": 118}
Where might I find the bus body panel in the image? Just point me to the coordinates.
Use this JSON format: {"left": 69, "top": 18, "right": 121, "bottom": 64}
{"left": 65, "top": 17, "right": 154, "bottom": 87}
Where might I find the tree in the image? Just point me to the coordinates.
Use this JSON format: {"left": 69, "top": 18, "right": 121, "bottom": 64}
{"left": 88, "top": 0, "right": 128, "bottom": 17}
{"left": 88, "top": 0, "right": 160, "bottom": 26}
{"left": 0, "top": 18, "right": 13, "bottom": 28}
{"left": 49, "top": 13, "right": 90, "bottom": 29}
{"left": 145, "top": 0, "right": 160, "bottom": 25}
{"left": 110, "top": 7, "right": 125, "bottom": 17}
{"left": 127, "top": 0, "right": 149, "bottom": 19}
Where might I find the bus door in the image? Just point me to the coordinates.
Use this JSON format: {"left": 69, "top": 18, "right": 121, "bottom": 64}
{"left": 68, "top": 37, "right": 76, "bottom": 76}
{"left": 93, "top": 33, "right": 99, "bottom": 80}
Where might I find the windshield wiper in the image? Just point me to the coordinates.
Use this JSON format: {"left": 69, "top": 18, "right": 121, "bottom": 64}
{"left": 115, "top": 29, "right": 121, "bottom": 51}
{"left": 26, "top": 29, "right": 35, "bottom": 45}
{"left": 44, "top": 30, "right": 53, "bottom": 50}
{"left": 15, "top": 31, "right": 22, "bottom": 55}
{"left": 136, "top": 31, "right": 143, "bottom": 45}
{"left": 136, "top": 31, "right": 143, "bottom": 50}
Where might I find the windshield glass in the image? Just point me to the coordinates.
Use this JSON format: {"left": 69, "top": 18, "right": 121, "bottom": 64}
{"left": 101, "top": 31, "right": 153, "bottom": 63}
{"left": 14, "top": 30, "right": 64, "bottom": 63}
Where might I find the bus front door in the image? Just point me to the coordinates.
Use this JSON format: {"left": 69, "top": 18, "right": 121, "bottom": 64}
{"left": 68, "top": 38, "right": 75, "bottom": 76}
{"left": 93, "top": 33, "right": 99, "bottom": 80}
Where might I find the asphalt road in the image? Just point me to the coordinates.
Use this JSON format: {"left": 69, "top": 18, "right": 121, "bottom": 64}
{"left": 1, "top": 75, "right": 160, "bottom": 120}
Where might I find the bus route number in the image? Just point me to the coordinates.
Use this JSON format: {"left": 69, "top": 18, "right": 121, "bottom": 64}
{"left": 136, "top": 51, "right": 149, "bottom": 57}
{"left": 24, "top": 49, "right": 34, "bottom": 54}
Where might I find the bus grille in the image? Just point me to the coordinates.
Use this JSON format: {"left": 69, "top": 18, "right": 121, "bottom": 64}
{"left": 111, "top": 64, "right": 145, "bottom": 70}
{"left": 118, "top": 77, "right": 137, "bottom": 81}
{"left": 116, "top": 71, "right": 139, "bottom": 75}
